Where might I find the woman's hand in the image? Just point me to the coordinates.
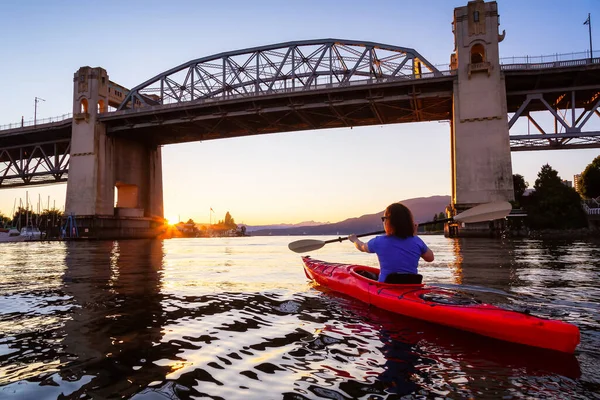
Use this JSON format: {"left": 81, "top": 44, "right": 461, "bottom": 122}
{"left": 349, "top": 234, "right": 370, "bottom": 253}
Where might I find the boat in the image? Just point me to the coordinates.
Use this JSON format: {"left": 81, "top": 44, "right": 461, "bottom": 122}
{"left": 0, "top": 227, "right": 27, "bottom": 242}
{"left": 20, "top": 226, "right": 42, "bottom": 240}
{"left": 0, "top": 225, "right": 44, "bottom": 242}
{"left": 301, "top": 256, "right": 580, "bottom": 353}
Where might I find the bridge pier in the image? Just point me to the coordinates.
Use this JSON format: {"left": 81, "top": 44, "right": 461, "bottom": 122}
{"left": 65, "top": 67, "right": 165, "bottom": 239}
{"left": 447, "top": 0, "right": 514, "bottom": 237}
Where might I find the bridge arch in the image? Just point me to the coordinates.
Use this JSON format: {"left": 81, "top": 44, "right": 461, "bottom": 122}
{"left": 117, "top": 39, "right": 441, "bottom": 110}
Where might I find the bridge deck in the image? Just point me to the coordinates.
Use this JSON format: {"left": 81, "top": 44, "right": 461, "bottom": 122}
{"left": 1, "top": 59, "right": 599, "bottom": 151}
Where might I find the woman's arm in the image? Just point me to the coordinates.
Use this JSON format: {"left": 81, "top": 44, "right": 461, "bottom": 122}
{"left": 348, "top": 234, "right": 370, "bottom": 253}
{"left": 421, "top": 248, "right": 434, "bottom": 262}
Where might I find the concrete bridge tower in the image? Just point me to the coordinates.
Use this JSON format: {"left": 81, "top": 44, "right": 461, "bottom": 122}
{"left": 65, "top": 67, "right": 164, "bottom": 238}
{"left": 448, "top": 0, "right": 514, "bottom": 236}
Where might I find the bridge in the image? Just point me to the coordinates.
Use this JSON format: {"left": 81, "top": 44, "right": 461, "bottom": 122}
{"left": 0, "top": 0, "right": 599, "bottom": 238}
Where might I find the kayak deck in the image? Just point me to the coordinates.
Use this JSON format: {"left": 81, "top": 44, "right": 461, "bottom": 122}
{"left": 302, "top": 256, "right": 580, "bottom": 353}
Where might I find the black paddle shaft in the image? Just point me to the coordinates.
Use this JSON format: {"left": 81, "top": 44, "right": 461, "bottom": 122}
{"left": 322, "top": 217, "right": 453, "bottom": 245}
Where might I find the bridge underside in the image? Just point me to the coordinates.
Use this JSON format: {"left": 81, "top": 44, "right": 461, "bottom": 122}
{"left": 505, "top": 64, "right": 600, "bottom": 111}
{"left": 505, "top": 63, "right": 600, "bottom": 151}
{"left": 0, "top": 121, "right": 71, "bottom": 188}
{"left": 101, "top": 77, "right": 454, "bottom": 145}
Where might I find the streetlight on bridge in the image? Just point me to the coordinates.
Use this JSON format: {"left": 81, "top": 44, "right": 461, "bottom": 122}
{"left": 34, "top": 96, "right": 45, "bottom": 126}
{"left": 584, "top": 13, "right": 593, "bottom": 60}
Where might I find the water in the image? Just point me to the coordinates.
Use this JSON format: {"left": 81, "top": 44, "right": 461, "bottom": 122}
{"left": 0, "top": 236, "right": 598, "bottom": 399}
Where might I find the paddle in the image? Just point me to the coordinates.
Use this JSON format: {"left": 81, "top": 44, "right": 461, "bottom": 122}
{"left": 287, "top": 201, "right": 512, "bottom": 253}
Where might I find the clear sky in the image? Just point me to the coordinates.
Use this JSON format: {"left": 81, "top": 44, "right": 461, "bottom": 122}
{"left": 0, "top": 0, "right": 598, "bottom": 225}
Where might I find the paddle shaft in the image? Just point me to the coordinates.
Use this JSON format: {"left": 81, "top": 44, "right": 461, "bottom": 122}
{"left": 322, "top": 217, "right": 453, "bottom": 245}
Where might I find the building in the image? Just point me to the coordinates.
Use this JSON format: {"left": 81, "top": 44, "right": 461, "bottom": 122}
{"left": 574, "top": 174, "right": 582, "bottom": 194}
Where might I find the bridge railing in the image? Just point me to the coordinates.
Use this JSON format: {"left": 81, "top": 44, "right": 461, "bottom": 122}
{"left": 500, "top": 50, "right": 600, "bottom": 71}
{"left": 583, "top": 201, "right": 600, "bottom": 215}
{"left": 501, "top": 57, "right": 599, "bottom": 71}
{"left": 0, "top": 113, "right": 72, "bottom": 132}
{"left": 500, "top": 50, "right": 598, "bottom": 65}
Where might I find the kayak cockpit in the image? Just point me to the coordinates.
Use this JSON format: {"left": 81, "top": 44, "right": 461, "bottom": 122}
{"left": 350, "top": 265, "right": 424, "bottom": 285}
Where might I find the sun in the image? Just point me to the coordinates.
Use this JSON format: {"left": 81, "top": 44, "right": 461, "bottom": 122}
{"left": 166, "top": 215, "right": 179, "bottom": 225}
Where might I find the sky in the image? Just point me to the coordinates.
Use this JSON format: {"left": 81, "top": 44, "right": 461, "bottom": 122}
{"left": 0, "top": 0, "right": 598, "bottom": 225}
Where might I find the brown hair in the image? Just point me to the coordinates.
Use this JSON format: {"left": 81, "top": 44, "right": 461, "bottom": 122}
{"left": 385, "top": 203, "right": 415, "bottom": 239}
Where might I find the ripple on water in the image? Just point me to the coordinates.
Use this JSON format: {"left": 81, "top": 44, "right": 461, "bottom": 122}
{"left": 0, "top": 237, "right": 598, "bottom": 398}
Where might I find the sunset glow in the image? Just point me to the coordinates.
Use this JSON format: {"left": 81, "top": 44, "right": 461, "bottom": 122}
{"left": 0, "top": 1, "right": 597, "bottom": 226}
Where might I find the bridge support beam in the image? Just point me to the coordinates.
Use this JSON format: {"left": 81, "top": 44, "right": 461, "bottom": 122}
{"left": 447, "top": 0, "right": 514, "bottom": 237}
{"left": 65, "top": 67, "right": 165, "bottom": 239}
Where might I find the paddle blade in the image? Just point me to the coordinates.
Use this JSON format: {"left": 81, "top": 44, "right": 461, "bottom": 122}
{"left": 288, "top": 239, "right": 326, "bottom": 253}
{"left": 454, "top": 201, "right": 512, "bottom": 223}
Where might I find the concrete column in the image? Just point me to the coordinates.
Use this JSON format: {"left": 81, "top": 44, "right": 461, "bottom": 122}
{"left": 66, "top": 67, "right": 114, "bottom": 216}
{"left": 449, "top": 0, "right": 514, "bottom": 235}
{"left": 65, "top": 67, "right": 165, "bottom": 239}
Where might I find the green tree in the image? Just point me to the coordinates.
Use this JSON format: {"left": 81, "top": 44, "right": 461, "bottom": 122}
{"left": 579, "top": 155, "right": 600, "bottom": 199}
{"left": 512, "top": 174, "right": 528, "bottom": 206}
{"left": 524, "top": 164, "right": 587, "bottom": 229}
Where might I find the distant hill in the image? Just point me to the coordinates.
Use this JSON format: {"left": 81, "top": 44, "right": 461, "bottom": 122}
{"left": 245, "top": 220, "right": 326, "bottom": 233}
{"left": 250, "top": 195, "right": 450, "bottom": 236}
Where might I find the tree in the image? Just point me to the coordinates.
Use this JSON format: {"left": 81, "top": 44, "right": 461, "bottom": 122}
{"left": 512, "top": 174, "right": 528, "bottom": 206}
{"left": 433, "top": 212, "right": 445, "bottom": 231}
{"left": 12, "top": 207, "right": 38, "bottom": 229}
{"left": 0, "top": 212, "right": 10, "bottom": 226}
{"left": 533, "top": 164, "right": 560, "bottom": 192}
{"left": 524, "top": 164, "right": 587, "bottom": 229}
{"left": 579, "top": 155, "right": 600, "bottom": 199}
{"left": 38, "top": 208, "right": 63, "bottom": 227}
{"left": 224, "top": 211, "right": 236, "bottom": 230}
{"left": 425, "top": 213, "right": 438, "bottom": 233}
{"left": 211, "top": 211, "right": 238, "bottom": 236}
{"left": 424, "top": 212, "right": 445, "bottom": 232}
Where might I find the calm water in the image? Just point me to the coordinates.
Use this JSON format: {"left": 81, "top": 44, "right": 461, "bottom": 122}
{"left": 0, "top": 236, "right": 598, "bottom": 399}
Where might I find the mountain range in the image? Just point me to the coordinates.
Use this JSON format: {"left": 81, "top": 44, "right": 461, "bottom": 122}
{"left": 248, "top": 195, "right": 451, "bottom": 236}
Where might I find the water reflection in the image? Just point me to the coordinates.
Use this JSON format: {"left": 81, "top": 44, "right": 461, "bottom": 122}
{"left": 60, "top": 240, "right": 166, "bottom": 398}
{"left": 300, "top": 291, "right": 582, "bottom": 399}
{"left": 448, "top": 238, "right": 522, "bottom": 289}
{"left": 0, "top": 237, "right": 597, "bottom": 399}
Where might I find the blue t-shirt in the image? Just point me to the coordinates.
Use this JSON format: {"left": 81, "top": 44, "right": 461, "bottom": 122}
{"left": 367, "top": 235, "right": 429, "bottom": 282}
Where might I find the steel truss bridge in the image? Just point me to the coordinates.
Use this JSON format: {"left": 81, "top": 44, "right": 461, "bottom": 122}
{"left": 0, "top": 39, "right": 599, "bottom": 188}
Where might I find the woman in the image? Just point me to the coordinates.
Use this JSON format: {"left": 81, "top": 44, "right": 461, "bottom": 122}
{"left": 348, "top": 202, "right": 434, "bottom": 283}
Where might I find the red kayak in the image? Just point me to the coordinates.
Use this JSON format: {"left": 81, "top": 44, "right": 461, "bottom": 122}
{"left": 302, "top": 256, "right": 580, "bottom": 353}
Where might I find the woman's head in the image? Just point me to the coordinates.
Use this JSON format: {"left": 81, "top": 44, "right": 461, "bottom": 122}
{"left": 382, "top": 203, "right": 415, "bottom": 238}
